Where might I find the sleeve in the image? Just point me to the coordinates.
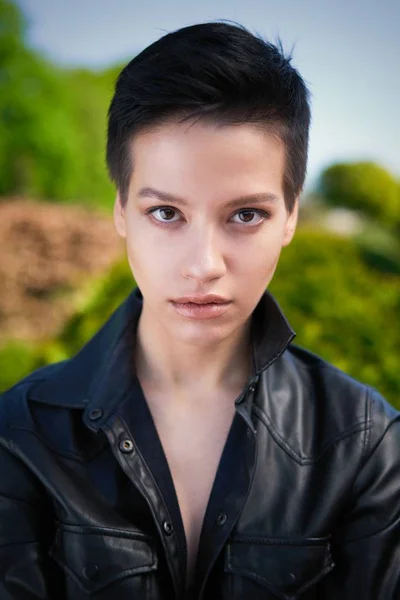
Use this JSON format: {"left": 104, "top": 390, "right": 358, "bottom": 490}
{"left": 0, "top": 442, "right": 61, "bottom": 599}
{"left": 317, "top": 389, "right": 400, "bottom": 599}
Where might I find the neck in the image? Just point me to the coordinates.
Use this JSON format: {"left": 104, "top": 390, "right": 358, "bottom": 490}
{"left": 134, "top": 303, "right": 253, "bottom": 396}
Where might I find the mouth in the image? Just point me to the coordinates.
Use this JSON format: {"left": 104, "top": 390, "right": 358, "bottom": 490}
{"left": 171, "top": 295, "right": 231, "bottom": 305}
{"left": 174, "top": 300, "right": 229, "bottom": 304}
{"left": 170, "top": 299, "right": 232, "bottom": 320}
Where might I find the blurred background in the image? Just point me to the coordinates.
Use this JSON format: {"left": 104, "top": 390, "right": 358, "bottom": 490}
{"left": 0, "top": 0, "right": 399, "bottom": 406}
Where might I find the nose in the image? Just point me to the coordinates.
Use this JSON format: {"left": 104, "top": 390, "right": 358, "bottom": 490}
{"left": 180, "top": 225, "right": 227, "bottom": 283}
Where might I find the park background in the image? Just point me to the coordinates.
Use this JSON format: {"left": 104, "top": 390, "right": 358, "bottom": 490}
{"left": 0, "top": 0, "right": 399, "bottom": 406}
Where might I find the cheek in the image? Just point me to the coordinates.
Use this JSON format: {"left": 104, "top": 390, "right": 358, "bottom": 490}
{"left": 238, "top": 253, "right": 281, "bottom": 291}
{"left": 234, "top": 230, "right": 284, "bottom": 276}
{"left": 125, "top": 222, "right": 176, "bottom": 282}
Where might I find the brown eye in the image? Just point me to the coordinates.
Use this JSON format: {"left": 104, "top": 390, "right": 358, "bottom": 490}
{"left": 159, "top": 208, "right": 176, "bottom": 220}
{"left": 148, "top": 206, "right": 180, "bottom": 222}
{"left": 231, "top": 209, "right": 268, "bottom": 225}
{"left": 238, "top": 210, "right": 256, "bottom": 222}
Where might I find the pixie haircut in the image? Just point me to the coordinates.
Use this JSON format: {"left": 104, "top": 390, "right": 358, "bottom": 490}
{"left": 106, "top": 22, "right": 311, "bottom": 212}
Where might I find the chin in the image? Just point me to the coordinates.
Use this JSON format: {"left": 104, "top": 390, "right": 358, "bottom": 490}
{"left": 172, "top": 317, "right": 233, "bottom": 344}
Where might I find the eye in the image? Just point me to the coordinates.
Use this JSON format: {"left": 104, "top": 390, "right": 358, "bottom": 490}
{"left": 231, "top": 209, "right": 270, "bottom": 225}
{"left": 145, "top": 206, "right": 271, "bottom": 227}
{"left": 147, "top": 206, "right": 180, "bottom": 223}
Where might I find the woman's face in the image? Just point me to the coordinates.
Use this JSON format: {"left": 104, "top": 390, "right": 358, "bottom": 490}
{"left": 114, "top": 120, "right": 298, "bottom": 346}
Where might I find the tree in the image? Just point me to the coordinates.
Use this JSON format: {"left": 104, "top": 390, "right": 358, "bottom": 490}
{"left": 319, "top": 162, "right": 399, "bottom": 227}
{"left": 0, "top": 0, "right": 115, "bottom": 207}
{"left": 0, "top": 0, "right": 25, "bottom": 60}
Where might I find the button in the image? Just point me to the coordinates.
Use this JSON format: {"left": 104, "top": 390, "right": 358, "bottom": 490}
{"left": 119, "top": 439, "right": 134, "bottom": 453}
{"left": 289, "top": 572, "right": 297, "bottom": 581}
{"left": 88, "top": 408, "right": 103, "bottom": 420}
{"left": 216, "top": 513, "right": 227, "bottom": 526}
{"left": 83, "top": 563, "right": 99, "bottom": 580}
{"left": 163, "top": 521, "right": 174, "bottom": 535}
{"left": 248, "top": 386, "right": 255, "bottom": 393}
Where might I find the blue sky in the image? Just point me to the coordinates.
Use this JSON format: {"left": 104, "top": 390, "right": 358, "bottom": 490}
{"left": 16, "top": 0, "right": 400, "bottom": 189}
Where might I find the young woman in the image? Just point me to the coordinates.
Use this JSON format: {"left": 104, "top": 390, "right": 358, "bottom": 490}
{"left": 1, "top": 22, "right": 399, "bottom": 600}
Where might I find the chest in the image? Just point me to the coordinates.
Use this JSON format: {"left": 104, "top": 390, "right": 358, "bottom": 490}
{"left": 141, "top": 387, "right": 236, "bottom": 579}
{"left": 155, "top": 403, "right": 234, "bottom": 514}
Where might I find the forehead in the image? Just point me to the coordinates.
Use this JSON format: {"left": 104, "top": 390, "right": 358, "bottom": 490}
{"left": 129, "top": 120, "right": 286, "bottom": 201}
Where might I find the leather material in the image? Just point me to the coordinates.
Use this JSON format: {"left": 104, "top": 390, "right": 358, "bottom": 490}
{"left": 1, "top": 286, "right": 399, "bottom": 599}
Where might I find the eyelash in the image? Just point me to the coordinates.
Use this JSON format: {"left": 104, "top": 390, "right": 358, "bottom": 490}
{"left": 145, "top": 206, "right": 271, "bottom": 227}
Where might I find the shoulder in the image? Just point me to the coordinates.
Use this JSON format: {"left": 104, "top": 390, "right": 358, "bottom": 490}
{"left": 254, "top": 343, "right": 399, "bottom": 463}
{"left": 282, "top": 343, "right": 396, "bottom": 416}
{"left": 0, "top": 361, "right": 69, "bottom": 436}
{"left": 0, "top": 359, "right": 107, "bottom": 462}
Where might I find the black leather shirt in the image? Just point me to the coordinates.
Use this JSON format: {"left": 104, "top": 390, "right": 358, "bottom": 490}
{"left": 1, "top": 286, "right": 399, "bottom": 599}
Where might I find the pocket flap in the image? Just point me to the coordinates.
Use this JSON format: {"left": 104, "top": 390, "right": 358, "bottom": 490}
{"left": 49, "top": 524, "right": 158, "bottom": 594}
{"left": 225, "top": 538, "right": 335, "bottom": 599}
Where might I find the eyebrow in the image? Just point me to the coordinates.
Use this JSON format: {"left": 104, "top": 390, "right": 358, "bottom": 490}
{"left": 137, "top": 187, "right": 279, "bottom": 209}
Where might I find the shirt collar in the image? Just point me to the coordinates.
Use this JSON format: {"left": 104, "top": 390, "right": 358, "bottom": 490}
{"left": 30, "top": 286, "right": 295, "bottom": 420}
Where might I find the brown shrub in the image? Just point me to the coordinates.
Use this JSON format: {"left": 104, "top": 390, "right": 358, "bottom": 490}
{"left": 0, "top": 199, "right": 124, "bottom": 342}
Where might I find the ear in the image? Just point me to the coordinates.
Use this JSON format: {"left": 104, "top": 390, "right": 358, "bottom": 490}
{"left": 282, "top": 197, "right": 299, "bottom": 247}
{"left": 113, "top": 191, "right": 127, "bottom": 239}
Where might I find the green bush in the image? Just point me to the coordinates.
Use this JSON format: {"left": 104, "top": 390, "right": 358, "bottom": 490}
{"left": 0, "top": 340, "right": 38, "bottom": 391}
{"left": 0, "top": 0, "right": 117, "bottom": 209}
{"left": 47, "top": 260, "right": 136, "bottom": 356}
{"left": 319, "top": 162, "right": 399, "bottom": 227}
{"left": 270, "top": 229, "right": 399, "bottom": 406}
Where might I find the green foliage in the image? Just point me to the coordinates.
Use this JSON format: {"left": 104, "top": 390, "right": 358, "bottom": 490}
{"left": 319, "top": 162, "right": 399, "bottom": 226}
{"left": 1, "top": 230, "right": 398, "bottom": 408}
{"left": 354, "top": 225, "right": 400, "bottom": 275}
{"left": 1, "top": 54, "right": 77, "bottom": 198}
{"left": 0, "top": 0, "right": 25, "bottom": 59}
{"left": 0, "top": 0, "right": 118, "bottom": 209}
{"left": 0, "top": 340, "right": 38, "bottom": 391}
{"left": 46, "top": 260, "right": 135, "bottom": 357}
{"left": 57, "top": 68, "right": 117, "bottom": 209}
{"left": 269, "top": 229, "right": 399, "bottom": 406}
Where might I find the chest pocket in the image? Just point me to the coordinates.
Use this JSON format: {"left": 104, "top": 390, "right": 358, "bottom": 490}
{"left": 49, "top": 524, "right": 158, "bottom": 596}
{"left": 224, "top": 537, "right": 335, "bottom": 599}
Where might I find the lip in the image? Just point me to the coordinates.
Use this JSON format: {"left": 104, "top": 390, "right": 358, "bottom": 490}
{"left": 170, "top": 299, "right": 231, "bottom": 320}
{"left": 172, "top": 294, "right": 230, "bottom": 305}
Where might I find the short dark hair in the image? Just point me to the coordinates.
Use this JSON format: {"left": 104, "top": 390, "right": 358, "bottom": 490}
{"left": 106, "top": 21, "right": 311, "bottom": 212}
